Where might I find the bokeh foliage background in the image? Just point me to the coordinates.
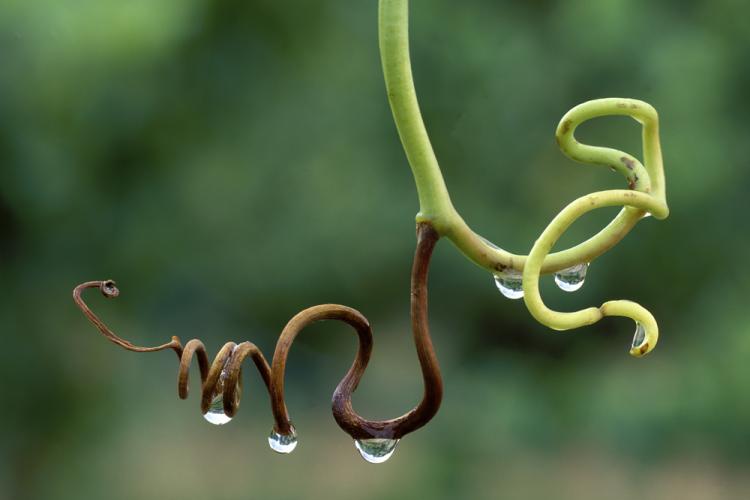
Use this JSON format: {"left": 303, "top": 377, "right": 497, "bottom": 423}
{"left": 1, "top": 0, "right": 749, "bottom": 499}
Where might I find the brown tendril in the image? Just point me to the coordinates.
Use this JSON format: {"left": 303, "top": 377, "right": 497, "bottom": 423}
{"left": 72, "top": 223, "right": 442, "bottom": 441}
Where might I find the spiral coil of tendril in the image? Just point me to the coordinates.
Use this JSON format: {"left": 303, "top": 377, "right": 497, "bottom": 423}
{"left": 519, "top": 98, "right": 669, "bottom": 357}
{"left": 73, "top": 224, "right": 442, "bottom": 463}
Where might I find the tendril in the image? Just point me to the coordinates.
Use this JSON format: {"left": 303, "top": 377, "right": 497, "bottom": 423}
{"left": 522, "top": 99, "right": 669, "bottom": 357}
{"left": 73, "top": 223, "right": 443, "bottom": 442}
{"left": 379, "top": 0, "right": 670, "bottom": 355}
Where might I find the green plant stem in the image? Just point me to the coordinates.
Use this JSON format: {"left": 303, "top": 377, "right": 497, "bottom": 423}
{"left": 519, "top": 100, "right": 668, "bottom": 356}
{"left": 379, "top": 0, "right": 670, "bottom": 356}
{"left": 521, "top": 189, "right": 666, "bottom": 356}
{"left": 378, "top": 0, "right": 456, "bottom": 230}
{"left": 378, "top": 0, "right": 667, "bottom": 275}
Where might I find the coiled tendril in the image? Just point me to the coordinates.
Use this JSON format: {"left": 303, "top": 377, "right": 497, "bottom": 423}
{"left": 521, "top": 99, "right": 669, "bottom": 357}
{"left": 73, "top": 223, "right": 442, "bottom": 461}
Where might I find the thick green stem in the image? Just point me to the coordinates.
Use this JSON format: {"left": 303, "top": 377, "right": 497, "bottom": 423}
{"left": 378, "top": 0, "right": 456, "bottom": 230}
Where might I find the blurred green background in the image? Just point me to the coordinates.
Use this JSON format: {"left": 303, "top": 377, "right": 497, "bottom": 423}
{"left": 1, "top": 0, "right": 749, "bottom": 499}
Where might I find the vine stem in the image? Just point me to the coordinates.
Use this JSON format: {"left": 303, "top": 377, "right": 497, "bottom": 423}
{"left": 378, "top": 0, "right": 668, "bottom": 275}
{"left": 73, "top": 223, "right": 444, "bottom": 439}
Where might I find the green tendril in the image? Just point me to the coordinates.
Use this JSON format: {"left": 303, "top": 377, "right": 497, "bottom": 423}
{"left": 379, "top": 0, "right": 669, "bottom": 356}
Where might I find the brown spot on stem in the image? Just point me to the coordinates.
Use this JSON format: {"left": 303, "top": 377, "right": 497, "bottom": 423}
{"left": 560, "top": 119, "right": 573, "bottom": 135}
{"left": 620, "top": 156, "right": 636, "bottom": 170}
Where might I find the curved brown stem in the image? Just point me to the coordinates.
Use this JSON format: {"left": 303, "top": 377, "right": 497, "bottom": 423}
{"left": 73, "top": 280, "right": 182, "bottom": 356}
{"left": 73, "top": 280, "right": 273, "bottom": 417}
{"left": 73, "top": 222, "right": 443, "bottom": 440}
{"left": 270, "top": 222, "right": 443, "bottom": 439}
{"left": 220, "top": 341, "right": 273, "bottom": 417}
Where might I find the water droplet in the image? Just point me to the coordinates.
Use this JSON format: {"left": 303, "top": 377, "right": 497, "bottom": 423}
{"left": 203, "top": 393, "right": 232, "bottom": 425}
{"left": 203, "top": 350, "right": 240, "bottom": 426}
{"left": 494, "top": 271, "right": 523, "bottom": 299}
{"left": 641, "top": 211, "right": 652, "bottom": 219}
{"left": 632, "top": 322, "right": 646, "bottom": 349}
{"left": 268, "top": 425, "right": 298, "bottom": 454}
{"left": 355, "top": 438, "right": 399, "bottom": 464}
{"left": 554, "top": 263, "right": 589, "bottom": 292}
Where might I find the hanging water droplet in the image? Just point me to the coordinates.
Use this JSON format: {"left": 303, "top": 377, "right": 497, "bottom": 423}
{"left": 632, "top": 322, "right": 646, "bottom": 349}
{"left": 268, "top": 425, "right": 298, "bottom": 454}
{"left": 554, "top": 263, "right": 589, "bottom": 292}
{"left": 355, "top": 438, "right": 399, "bottom": 464}
{"left": 203, "top": 349, "right": 240, "bottom": 426}
{"left": 493, "top": 271, "right": 523, "bottom": 299}
{"left": 641, "top": 211, "right": 652, "bottom": 219}
{"left": 203, "top": 393, "right": 232, "bottom": 425}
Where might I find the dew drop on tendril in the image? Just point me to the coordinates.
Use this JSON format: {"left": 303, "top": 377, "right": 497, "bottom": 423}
{"left": 554, "top": 263, "right": 589, "bottom": 292}
{"left": 632, "top": 322, "right": 646, "bottom": 349}
{"left": 203, "top": 393, "right": 232, "bottom": 425}
{"left": 203, "top": 348, "right": 239, "bottom": 426}
{"left": 268, "top": 425, "right": 298, "bottom": 454}
{"left": 494, "top": 271, "right": 524, "bottom": 299}
{"left": 355, "top": 438, "right": 399, "bottom": 464}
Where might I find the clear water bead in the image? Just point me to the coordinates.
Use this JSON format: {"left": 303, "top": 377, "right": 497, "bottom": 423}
{"left": 554, "top": 263, "right": 589, "bottom": 292}
{"left": 632, "top": 322, "right": 646, "bottom": 349}
{"left": 268, "top": 425, "right": 298, "bottom": 454}
{"left": 355, "top": 438, "right": 399, "bottom": 464}
{"left": 203, "top": 352, "right": 238, "bottom": 426}
{"left": 203, "top": 393, "right": 232, "bottom": 425}
{"left": 494, "top": 271, "right": 524, "bottom": 299}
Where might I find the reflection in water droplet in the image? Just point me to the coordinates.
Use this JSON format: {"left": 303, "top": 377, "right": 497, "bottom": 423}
{"left": 641, "top": 212, "right": 652, "bottom": 219}
{"left": 494, "top": 271, "right": 523, "bottom": 299}
{"left": 203, "top": 347, "right": 240, "bottom": 426}
{"left": 355, "top": 438, "right": 399, "bottom": 464}
{"left": 268, "top": 425, "right": 298, "bottom": 454}
{"left": 554, "top": 263, "right": 589, "bottom": 292}
{"left": 203, "top": 393, "right": 232, "bottom": 425}
{"left": 632, "top": 322, "right": 646, "bottom": 349}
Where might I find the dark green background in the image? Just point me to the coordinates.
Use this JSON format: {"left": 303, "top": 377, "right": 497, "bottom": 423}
{"left": 2, "top": 0, "right": 749, "bottom": 499}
